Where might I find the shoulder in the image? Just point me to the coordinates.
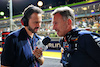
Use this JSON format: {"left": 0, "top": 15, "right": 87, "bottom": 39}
{"left": 78, "top": 30, "right": 100, "bottom": 39}
{"left": 90, "top": 33, "right": 100, "bottom": 47}
{"left": 7, "top": 28, "right": 22, "bottom": 39}
{"left": 78, "top": 30, "right": 95, "bottom": 39}
{"left": 77, "top": 30, "right": 94, "bottom": 44}
{"left": 6, "top": 28, "right": 27, "bottom": 41}
{"left": 78, "top": 30, "right": 100, "bottom": 47}
{"left": 78, "top": 30, "right": 92, "bottom": 36}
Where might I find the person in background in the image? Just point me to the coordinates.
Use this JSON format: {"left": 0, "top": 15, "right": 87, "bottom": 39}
{"left": 51, "top": 6, "right": 100, "bottom": 67}
{"left": 1, "top": 5, "right": 44, "bottom": 67}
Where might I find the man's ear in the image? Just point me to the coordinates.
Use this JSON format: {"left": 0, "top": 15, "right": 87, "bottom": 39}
{"left": 67, "top": 19, "right": 72, "bottom": 25}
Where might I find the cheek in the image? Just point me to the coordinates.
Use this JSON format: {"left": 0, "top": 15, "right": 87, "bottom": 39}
{"left": 28, "top": 22, "right": 35, "bottom": 28}
{"left": 60, "top": 23, "right": 67, "bottom": 29}
{"left": 28, "top": 21, "right": 32, "bottom": 26}
{"left": 63, "top": 22, "right": 68, "bottom": 28}
{"left": 60, "top": 23, "right": 68, "bottom": 32}
{"left": 28, "top": 22, "right": 32, "bottom": 26}
{"left": 28, "top": 20, "right": 34, "bottom": 26}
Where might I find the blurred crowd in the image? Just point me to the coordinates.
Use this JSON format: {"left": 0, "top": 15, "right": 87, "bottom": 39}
{"left": 75, "top": 16, "right": 100, "bottom": 29}
{"left": 0, "top": 16, "right": 100, "bottom": 38}
{"left": 38, "top": 16, "right": 100, "bottom": 37}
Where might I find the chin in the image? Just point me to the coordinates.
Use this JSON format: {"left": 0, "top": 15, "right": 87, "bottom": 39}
{"left": 58, "top": 33, "right": 65, "bottom": 37}
{"left": 59, "top": 35, "right": 63, "bottom": 37}
{"left": 58, "top": 34, "right": 63, "bottom": 37}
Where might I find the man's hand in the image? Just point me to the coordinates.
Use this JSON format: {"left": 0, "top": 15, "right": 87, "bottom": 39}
{"left": 33, "top": 47, "right": 42, "bottom": 59}
{"left": 33, "top": 47, "right": 44, "bottom": 65}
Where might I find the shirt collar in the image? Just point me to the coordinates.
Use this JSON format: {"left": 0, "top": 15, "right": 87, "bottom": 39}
{"left": 18, "top": 27, "right": 31, "bottom": 40}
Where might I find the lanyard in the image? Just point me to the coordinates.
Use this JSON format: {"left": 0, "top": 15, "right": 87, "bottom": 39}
{"left": 27, "top": 38, "right": 33, "bottom": 54}
{"left": 27, "top": 38, "right": 38, "bottom": 67}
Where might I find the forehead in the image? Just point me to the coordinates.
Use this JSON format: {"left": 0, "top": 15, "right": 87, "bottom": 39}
{"left": 53, "top": 13, "right": 62, "bottom": 20}
{"left": 54, "top": 13, "right": 62, "bottom": 18}
{"left": 52, "top": 13, "right": 64, "bottom": 23}
{"left": 30, "top": 13, "right": 42, "bottom": 19}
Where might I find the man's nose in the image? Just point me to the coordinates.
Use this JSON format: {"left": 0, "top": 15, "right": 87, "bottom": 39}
{"left": 37, "top": 23, "right": 41, "bottom": 27}
{"left": 53, "top": 25, "right": 55, "bottom": 30}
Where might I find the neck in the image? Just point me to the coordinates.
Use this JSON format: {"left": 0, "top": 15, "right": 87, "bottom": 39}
{"left": 25, "top": 27, "right": 34, "bottom": 38}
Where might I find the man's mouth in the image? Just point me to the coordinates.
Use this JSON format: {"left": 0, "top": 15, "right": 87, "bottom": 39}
{"left": 55, "top": 30, "right": 59, "bottom": 34}
{"left": 35, "top": 27, "right": 39, "bottom": 29}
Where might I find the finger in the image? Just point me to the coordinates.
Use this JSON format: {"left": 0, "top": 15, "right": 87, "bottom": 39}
{"left": 36, "top": 46, "right": 38, "bottom": 49}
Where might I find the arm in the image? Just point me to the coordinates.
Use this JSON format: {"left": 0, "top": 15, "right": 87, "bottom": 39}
{"left": 1, "top": 36, "right": 15, "bottom": 66}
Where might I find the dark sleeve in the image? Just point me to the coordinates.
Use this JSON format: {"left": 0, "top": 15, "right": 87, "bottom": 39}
{"left": 79, "top": 34, "right": 100, "bottom": 66}
{"left": 1, "top": 35, "right": 16, "bottom": 66}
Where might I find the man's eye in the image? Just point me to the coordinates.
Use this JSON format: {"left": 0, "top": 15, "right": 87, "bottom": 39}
{"left": 34, "top": 22, "right": 38, "bottom": 24}
{"left": 35, "top": 22, "right": 38, "bottom": 23}
{"left": 54, "top": 22, "right": 57, "bottom": 24}
{"left": 35, "top": 22, "right": 41, "bottom": 24}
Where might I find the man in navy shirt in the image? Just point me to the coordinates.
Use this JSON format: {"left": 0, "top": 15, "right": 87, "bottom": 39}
{"left": 51, "top": 6, "right": 100, "bottom": 67}
{"left": 1, "top": 5, "right": 44, "bottom": 67}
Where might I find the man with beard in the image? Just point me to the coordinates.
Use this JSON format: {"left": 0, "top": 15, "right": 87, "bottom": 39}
{"left": 1, "top": 5, "right": 44, "bottom": 67}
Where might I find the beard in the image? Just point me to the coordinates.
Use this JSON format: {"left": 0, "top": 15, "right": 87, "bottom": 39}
{"left": 27, "top": 26, "right": 39, "bottom": 33}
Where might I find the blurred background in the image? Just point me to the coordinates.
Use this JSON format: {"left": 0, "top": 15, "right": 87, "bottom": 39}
{"left": 0, "top": 0, "right": 100, "bottom": 66}
{"left": 0, "top": 0, "right": 100, "bottom": 38}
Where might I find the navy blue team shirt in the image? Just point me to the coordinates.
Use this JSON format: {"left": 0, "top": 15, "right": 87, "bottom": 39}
{"left": 1, "top": 28, "right": 41, "bottom": 67}
{"left": 61, "top": 29, "right": 100, "bottom": 67}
